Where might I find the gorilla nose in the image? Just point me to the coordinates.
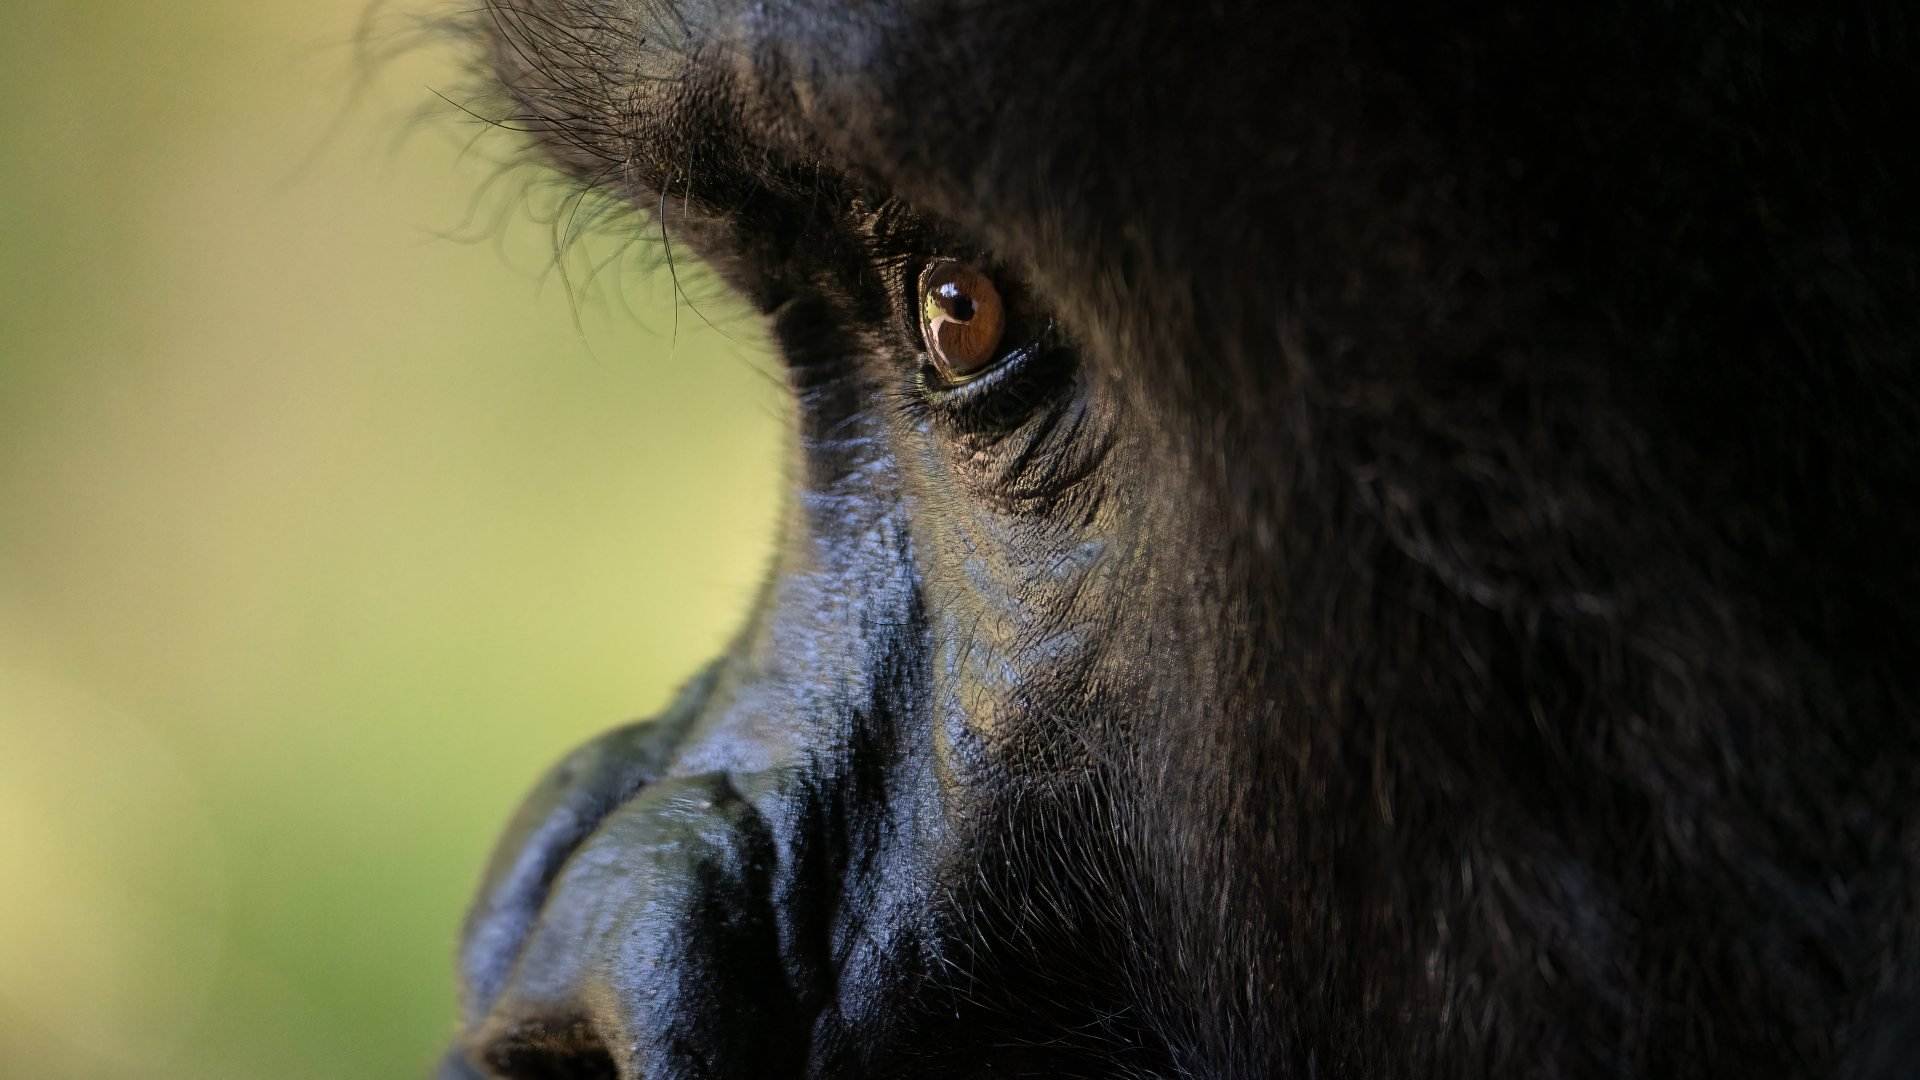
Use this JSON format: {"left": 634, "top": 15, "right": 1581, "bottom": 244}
{"left": 442, "top": 670, "right": 834, "bottom": 1078}
{"left": 459, "top": 770, "right": 812, "bottom": 1077}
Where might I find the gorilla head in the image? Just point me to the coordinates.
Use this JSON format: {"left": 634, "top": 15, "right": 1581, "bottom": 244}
{"left": 439, "top": 2, "right": 1918, "bottom": 1076}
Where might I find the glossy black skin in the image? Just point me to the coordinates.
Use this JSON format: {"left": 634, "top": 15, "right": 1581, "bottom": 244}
{"left": 440, "top": 3, "right": 1920, "bottom": 1077}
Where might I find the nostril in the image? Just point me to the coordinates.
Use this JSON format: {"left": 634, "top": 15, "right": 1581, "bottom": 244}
{"left": 479, "top": 1021, "right": 618, "bottom": 1080}
{"left": 452, "top": 766, "right": 814, "bottom": 1080}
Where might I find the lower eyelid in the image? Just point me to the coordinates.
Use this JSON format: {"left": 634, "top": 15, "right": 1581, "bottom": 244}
{"left": 918, "top": 330, "right": 1060, "bottom": 406}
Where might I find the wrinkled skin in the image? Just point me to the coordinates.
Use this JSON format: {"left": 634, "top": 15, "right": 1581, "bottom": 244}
{"left": 438, "top": 2, "right": 1920, "bottom": 1077}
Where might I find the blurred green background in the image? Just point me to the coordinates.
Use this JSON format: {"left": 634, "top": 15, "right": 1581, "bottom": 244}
{"left": 1, "top": 3, "right": 784, "bottom": 1076}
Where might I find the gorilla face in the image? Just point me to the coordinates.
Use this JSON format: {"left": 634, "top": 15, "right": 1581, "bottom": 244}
{"left": 442, "top": 3, "right": 1918, "bottom": 1077}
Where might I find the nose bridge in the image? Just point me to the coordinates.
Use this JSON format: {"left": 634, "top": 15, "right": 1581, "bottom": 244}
{"left": 445, "top": 386, "right": 935, "bottom": 1073}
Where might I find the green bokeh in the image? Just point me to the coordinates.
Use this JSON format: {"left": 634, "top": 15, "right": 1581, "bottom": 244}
{"left": 0, "top": 4, "right": 784, "bottom": 1076}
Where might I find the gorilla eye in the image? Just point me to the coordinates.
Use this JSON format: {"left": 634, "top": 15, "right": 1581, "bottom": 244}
{"left": 918, "top": 260, "right": 1006, "bottom": 382}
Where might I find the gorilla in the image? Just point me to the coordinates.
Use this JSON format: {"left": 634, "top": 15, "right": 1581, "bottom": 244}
{"left": 438, "top": 2, "right": 1919, "bottom": 1076}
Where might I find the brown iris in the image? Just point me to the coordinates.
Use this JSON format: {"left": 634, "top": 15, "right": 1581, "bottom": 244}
{"left": 917, "top": 260, "right": 1006, "bottom": 382}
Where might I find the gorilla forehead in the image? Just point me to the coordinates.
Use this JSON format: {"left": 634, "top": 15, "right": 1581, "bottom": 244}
{"left": 480, "top": 0, "right": 1480, "bottom": 401}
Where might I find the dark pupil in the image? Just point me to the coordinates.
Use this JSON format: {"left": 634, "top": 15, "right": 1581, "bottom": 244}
{"left": 934, "top": 282, "right": 975, "bottom": 322}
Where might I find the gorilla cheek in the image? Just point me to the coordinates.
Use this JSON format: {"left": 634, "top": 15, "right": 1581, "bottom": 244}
{"left": 921, "top": 510, "right": 1112, "bottom": 787}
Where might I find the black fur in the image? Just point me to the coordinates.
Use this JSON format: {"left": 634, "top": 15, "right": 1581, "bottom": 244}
{"left": 438, "top": 2, "right": 1920, "bottom": 1076}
